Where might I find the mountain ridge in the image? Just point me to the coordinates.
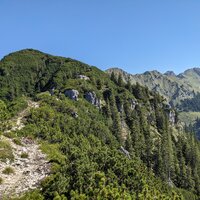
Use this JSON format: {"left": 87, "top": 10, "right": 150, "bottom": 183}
{"left": 106, "top": 67, "right": 200, "bottom": 106}
{"left": 107, "top": 66, "right": 200, "bottom": 77}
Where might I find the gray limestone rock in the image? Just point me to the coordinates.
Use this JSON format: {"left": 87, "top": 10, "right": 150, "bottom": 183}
{"left": 71, "top": 111, "right": 78, "bottom": 118}
{"left": 120, "top": 146, "right": 130, "bottom": 159}
{"left": 77, "top": 75, "right": 90, "bottom": 80}
{"left": 64, "top": 89, "right": 79, "bottom": 101}
{"left": 130, "top": 99, "right": 138, "bottom": 110}
{"left": 169, "top": 110, "right": 176, "bottom": 125}
{"left": 84, "top": 91, "right": 101, "bottom": 108}
{"left": 49, "top": 87, "right": 55, "bottom": 96}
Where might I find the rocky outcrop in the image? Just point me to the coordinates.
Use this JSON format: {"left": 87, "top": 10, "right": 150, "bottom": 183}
{"left": 164, "top": 103, "right": 172, "bottom": 110}
{"left": 120, "top": 118, "right": 130, "bottom": 141}
{"left": 120, "top": 146, "right": 130, "bottom": 159}
{"left": 130, "top": 99, "right": 138, "bottom": 110}
{"left": 77, "top": 75, "right": 90, "bottom": 80}
{"left": 84, "top": 92, "right": 101, "bottom": 108}
{"left": 64, "top": 89, "right": 79, "bottom": 101}
{"left": 49, "top": 87, "right": 55, "bottom": 96}
{"left": 71, "top": 111, "right": 78, "bottom": 118}
{"left": 116, "top": 97, "right": 136, "bottom": 114}
{"left": 164, "top": 71, "right": 176, "bottom": 76}
{"left": 169, "top": 110, "right": 176, "bottom": 125}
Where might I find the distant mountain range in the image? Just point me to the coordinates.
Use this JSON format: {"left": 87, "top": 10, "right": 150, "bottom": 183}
{"left": 106, "top": 67, "right": 200, "bottom": 107}
{"left": 106, "top": 67, "right": 200, "bottom": 130}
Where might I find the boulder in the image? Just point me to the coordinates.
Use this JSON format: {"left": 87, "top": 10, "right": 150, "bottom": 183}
{"left": 169, "top": 110, "right": 176, "bottom": 125}
{"left": 49, "top": 87, "right": 55, "bottom": 96}
{"left": 71, "top": 111, "right": 78, "bottom": 118}
{"left": 130, "top": 99, "right": 137, "bottom": 110}
{"left": 64, "top": 89, "right": 79, "bottom": 101}
{"left": 118, "top": 104, "right": 123, "bottom": 113}
{"left": 77, "top": 75, "right": 90, "bottom": 80}
{"left": 84, "top": 91, "right": 101, "bottom": 108}
{"left": 164, "top": 103, "right": 172, "bottom": 110}
{"left": 120, "top": 146, "right": 130, "bottom": 159}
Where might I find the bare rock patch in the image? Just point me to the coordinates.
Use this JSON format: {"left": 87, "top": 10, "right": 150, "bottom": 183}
{"left": 0, "top": 136, "right": 50, "bottom": 199}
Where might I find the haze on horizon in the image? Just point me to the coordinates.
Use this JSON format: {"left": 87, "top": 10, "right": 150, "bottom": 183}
{"left": 1, "top": 0, "right": 200, "bottom": 74}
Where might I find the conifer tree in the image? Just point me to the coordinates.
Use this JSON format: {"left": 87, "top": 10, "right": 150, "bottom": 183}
{"left": 125, "top": 78, "right": 132, "bottom": 92}
{"left": 109, "top": 93, "right": 122, "bottom": 143}
{"left": 117, "top": 74, "right": 123, "bottom": 87}
{"left": 110, "top": 71, "right": 117, "bottom": 84}
{"left": 130, "top": 109, "right": 145, "bottom": 158}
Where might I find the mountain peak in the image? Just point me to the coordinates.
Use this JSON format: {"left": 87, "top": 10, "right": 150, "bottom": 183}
{"left": 180, "top": 67, "right": 200, "bottom": 77}
{"left": 9, "top": 48, "right": 46, "bottom": 55}
{"left": 1, "top": 49, "right": 48, "bottom": 61}
{"left": 143, "top": 70, "right": 161, "bottom": 76}
{"left": 106, "top": 67, "right": 126, "bottom": 73}
{"left": 164, "top": 71, "right": 176, "bottom": 76}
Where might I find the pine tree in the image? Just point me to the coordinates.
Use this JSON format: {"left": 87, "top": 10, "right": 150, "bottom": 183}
{"left": 125, "top": 134, "right": 133, "bottom": 153}
{"left": 130, "top": 109, "right": 145, "bottom": 158}
{"left": 159, "top": 114, "right": 174, "bottom": 182}
{"left": 109, "top": 93, "right": 122, "bottom": 143}
{"left": 117, "top": 74, "right": 123, "bottom": 87}
{"left": 125, "top": 78, "right": 132, "bottom": 92}
{"left": 144, "top": 124, "right": 153, "bottom": 169}
{"left": 110, "top": 71, "right": 117, "bottom": 84}
{"left": 96, "top": 79, "right": 102, "bottom": 90}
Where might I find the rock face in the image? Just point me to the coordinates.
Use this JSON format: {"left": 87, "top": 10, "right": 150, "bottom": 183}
{"left": 77, "top": 75, "right": 90, "bottom": 80}
{"left": 120, "top": 118, "right": 130, "bottom": 140}
{"left": 169, "top": 110, "right": 176, "bottom": 125}
{"left": 164, "top": 71, "right": 176, "bottom": 76}
{"left": 84, "top": 92, "right": 101, "bottom": 108}
{"left": 64, "top": 89, "right": 79, "bottom": 101}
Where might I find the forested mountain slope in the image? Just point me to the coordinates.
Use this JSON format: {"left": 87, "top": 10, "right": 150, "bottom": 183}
{"left": 106, "top": 68, "right": 200, "bottom": 138}
{"left": 0, "top": 49, "right": 200, "bottom": 199}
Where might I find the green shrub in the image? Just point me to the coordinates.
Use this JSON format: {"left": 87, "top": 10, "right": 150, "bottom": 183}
{"left": 21, "top": 152, "right": 28, "bottom": 158}
{"left": 0, "top": 140, "right": 14, "bottom": 162}
{"left": 2, "top": 166, "right": 14, "bottom": 175}
{"left": 0, "top": 177, "right": 3, "bottom": 184}
{"left": 4, "top": 131, "right": 16, "bottom": 139}
{"left": 13, "top": 138, "right": 22, "bottom": 146}
{"left": 7, "top": 97, "right": 28, "bottom": 117}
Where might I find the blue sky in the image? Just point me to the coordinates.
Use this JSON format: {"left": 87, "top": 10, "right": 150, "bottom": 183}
{"left": 1, "top": 0, "right": 200, "bottom": 74}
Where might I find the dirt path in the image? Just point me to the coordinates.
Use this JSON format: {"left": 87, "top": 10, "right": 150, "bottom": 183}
{"left": 0, "top": 136, "right": 50, "bottom": 199}
{"left": 5, "top": 100, "right": 39, "bottom": 133}
{"left": 0, "top": 99, "right": 50, "bottom": 199}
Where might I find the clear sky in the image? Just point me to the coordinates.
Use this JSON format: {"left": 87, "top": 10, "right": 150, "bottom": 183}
{"left": 1, "top": 0, "right": 200, "bottom": 75}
